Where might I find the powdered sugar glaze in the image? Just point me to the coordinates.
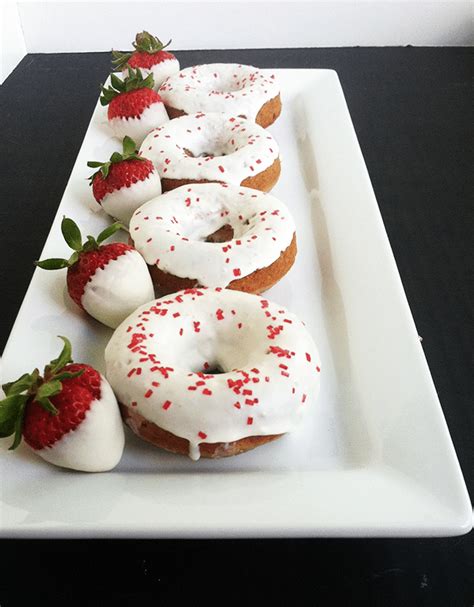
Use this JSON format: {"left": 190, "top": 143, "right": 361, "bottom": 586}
{"left": 130, "top": 183, "right": 295, "bottom": 287}
{"left": 105, "top": 289, "right": 321, "bottom": 460}
{"left": 140, "top": 112, "right": 280, "bottom": 184}
{"left": 159, "top": 63, "right": 280, "bottom": 121}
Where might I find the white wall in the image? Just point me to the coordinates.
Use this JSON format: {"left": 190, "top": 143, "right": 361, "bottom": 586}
{"left": 16, "top": 1, "right": 474, "bottom": 53}
{"left": 2, "top": 0, "right": 472, "bottom": 82}
{"left": 1, "top": 2, "right": 27, "bottom": 82}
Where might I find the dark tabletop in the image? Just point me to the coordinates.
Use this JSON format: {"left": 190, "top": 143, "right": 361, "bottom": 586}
{"left": 0, "top": 48, "right": 472, "bottom": 606}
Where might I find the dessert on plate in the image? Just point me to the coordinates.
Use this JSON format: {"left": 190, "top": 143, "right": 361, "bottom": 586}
{"left": 129, "top": 182, "right": 297, "bottom": 295}
{"left": 36, "top": 218, "right": 154, "bottom": 329}
{"left": 112, "top": 31, "right": 180, "bottom": 91}
{"left": 159, "top": 63, "right": 281, "bottom": 127}
{"left": 101, "top": 67, "right": 169, "bottom": 144}
{"left": 140, "top": 112, "right": 281, "bottom": 192}
{"left": 105, "top": 288, "right": 321, "bottom": 460}
{"left": 88, "top": 135, "right": 162, "bottom": 226}
{"left": 0, "top": 337, "right": 124, "bottom": 472}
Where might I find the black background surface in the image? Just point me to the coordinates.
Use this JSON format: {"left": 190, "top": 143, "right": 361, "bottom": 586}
{"left": 0, "top": 48, "right": 472, "bottom": 606}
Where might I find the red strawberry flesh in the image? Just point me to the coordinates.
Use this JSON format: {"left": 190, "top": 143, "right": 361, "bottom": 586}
{"left": 127, "top": 50, "right": 175, "bottom": 69}
{"left": 92, "top": 158, "right": 155, "bottom": 203}
{"left": 66, "top": 242, "right": 133, "bottom": 307}
{"left": 23, "top": 364, "right": 102, "bottom": 450}
{"left": 108, "top": 88, "right": 162, "bottom": 120}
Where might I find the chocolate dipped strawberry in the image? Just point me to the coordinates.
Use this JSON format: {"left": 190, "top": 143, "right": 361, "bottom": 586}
{"left": 36, "top": 218, "right": 154, "bottom": 328}
{"left": 112, "top": 31, "right": 179, "bottom": 90}
{"left": 101, "top": 67, "right": 169, "bottom": 144}
{"left": 0, "top": 337, "right": 124, "bottom": 472}
{"left": 88, "top": 136, "right": 162, "bottom": 226}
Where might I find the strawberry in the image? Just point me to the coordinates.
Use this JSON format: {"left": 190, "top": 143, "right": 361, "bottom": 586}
{"left": 101, "top": 68, "right": 169, "bottom": 143}
{"left": 87, "top": 136, "right": 162, "bottom": 225}
{"left": 35, "top": 217, "right": 154, "bottom": 328}
{"left": 112, "top": 31, "right": 180, "bottom": 89}
{"left": 0, "top": 337, "right": 124, "bottom": 471}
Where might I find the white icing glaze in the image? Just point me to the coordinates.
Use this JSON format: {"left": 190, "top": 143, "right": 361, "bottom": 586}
{"left": 100, "top": 168, "right": 162, "bottom": 226}
{"left": 140, "top": 112, "right": 279, "bottom": 185}
{"left": 130, "top": 183, "right": 295, "bottom": 287}
{"left": 122, "top": 56, "right": 180, "bottom": 90}
{"left": 37, "top": 376, "right": 125, "bottom": 472}
{"left": 105, "top": 288, "right": 321, "bottom": 460}
{"left": 82, "top": 249, "right": 155, "bottom": 328}
{"left": 109, "top": 101, "right": 169, "bottom": 144}
{"left": 159, "top": 64, "right": 279, "bottom": 121}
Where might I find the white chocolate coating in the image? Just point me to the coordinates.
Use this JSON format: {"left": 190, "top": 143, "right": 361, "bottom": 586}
{"left": 159, "top": 64, "right": 279, "bottom": 121}
{"left": 100, "top": 168, "right": 162, "bottom": 226}
{"left": 105, "top": 289, "right": 321, "bottom": 460}
{"left": 109, "top": 101, "right": 169, "bottom": 144}
{"left": 122, "top": 55, "right": 180, "bottom": 90}
{"left": 140, "top": 112, "right": 279, "bottom": 185}
{"left": 130, "top": 183, "right": 295, "bottom": 287}
{"left": 82, "top": 249, "right": 155, "bottom": 329}
{"left": 36, "top": 376, "right": 125, "bottom": 472}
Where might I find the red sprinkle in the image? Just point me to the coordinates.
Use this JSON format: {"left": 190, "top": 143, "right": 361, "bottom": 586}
{"left": 144, "top": 389, "right": 153, "bottom": 398}
{"left": 306, "top": 353, "right": 312, "bottom": 362}
{"left": 247, "top": 417, "right": 253, "bottom": 425}
{"left": 218, "top": 165, "right": 225, "bottom": 173}
{"left": 162, "top": 400, "right": 172, "bottom": 410}
{"left": 198, "top": 431, "right": 207, "bottom": 439}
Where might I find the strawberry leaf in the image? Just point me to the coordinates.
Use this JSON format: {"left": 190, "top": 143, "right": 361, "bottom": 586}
{"left": 53, "top": 369, "right": 84, "bottom": 382}
{"left": 37, "top": 380, "right": 62, "bottom": 401}
{"left": 96, "top": 222, "right": 125, "bottom": 244}
{"left": 133, "top": 31, "right": 171, "bottom": 54}
{"left": 0, "top": 393, "right": 28, "bottom": 448}
{"left": 9, "top": 396, "right": 27, "bottom": 450}
{"left": 61, "top": 217, "right": 83, "bottom": 251}
{"left": 82, "top": 236, "right": 98, "bottom": 252}
{"left": 122, "top": 135, "right": 137, "bottom": 157}
{"left": 35, "top": 258, "right": 69, "bottom": 270}
{"left": 2, "top": 373, "right": 33, "bottom": 396}
{"left": 36, "top": 397, "right": 58, "bottom": 416}
{"left": 111, "top": 50, "right": 132, "bottom": 71}
{"left": 47, "top": 336, "right": 73, "bottom": 375}
{"left": 68, "top": 251, "right": 79, "bottom": 266}
{"left": 110, "top": 72, "right": 125, "bottom": 91}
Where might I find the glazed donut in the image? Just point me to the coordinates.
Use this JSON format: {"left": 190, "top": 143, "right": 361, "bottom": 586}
{"left": 140, "top": 112, "right": 281, "bottom": 192}
{"left": 129, "top": 183, "right": 296, "bottom": 295}
{"left": 105, "top": 288, "right": 321, "bottom": 460}
{"left": 159, "top": 64, "right": 281, "bottom": 128}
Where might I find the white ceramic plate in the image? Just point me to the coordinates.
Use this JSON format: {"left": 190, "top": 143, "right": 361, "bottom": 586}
{"left": 1, "top": 69, "right": 471, "bottom": 538}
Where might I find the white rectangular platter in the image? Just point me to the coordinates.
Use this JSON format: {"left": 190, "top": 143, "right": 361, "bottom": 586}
{"left": 1, "top": 69, "right": 471, "bottom": 537}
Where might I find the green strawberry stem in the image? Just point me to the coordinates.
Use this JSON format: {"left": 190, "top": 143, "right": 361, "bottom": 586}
{"left": 87, "top": 136, "right": 144, "bottom": 183}
{"left": 35, "top": 217, "right": 125, "bottom": 270}
{"left": 100, "top": 67, "right": 154, "bottom": 106}
{"left": 0, "top": 337, "right": 84, "bottom": 449}
{"left": 111, "top": 31, "right": 172, "bottom": 71}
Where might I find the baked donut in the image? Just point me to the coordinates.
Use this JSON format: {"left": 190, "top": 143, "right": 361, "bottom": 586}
{"left": 105, "top": 288, "right": 321, "bottom": 460}
{"left": 129, "top": 183, "right": 296, "bottom": 295}
{"left": 159, "top": 64, "right": 281, "bottom": 128}
{"left": 140, "top": 112, "right": 281, "bottom": 192}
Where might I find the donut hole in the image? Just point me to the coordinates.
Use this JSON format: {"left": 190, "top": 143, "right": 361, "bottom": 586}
{"left": 205, "top": 224, "right": 234, "bottom": 243}
{"left": 183, "top": 147, "right": 227, "bottom": 159}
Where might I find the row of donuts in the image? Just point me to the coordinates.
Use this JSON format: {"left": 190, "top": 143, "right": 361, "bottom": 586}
{"left": 36, "top": 31, "right": 290, "bottom": 329}
{"left": 0, "top": 32, "right": 321, "bottom": 470}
